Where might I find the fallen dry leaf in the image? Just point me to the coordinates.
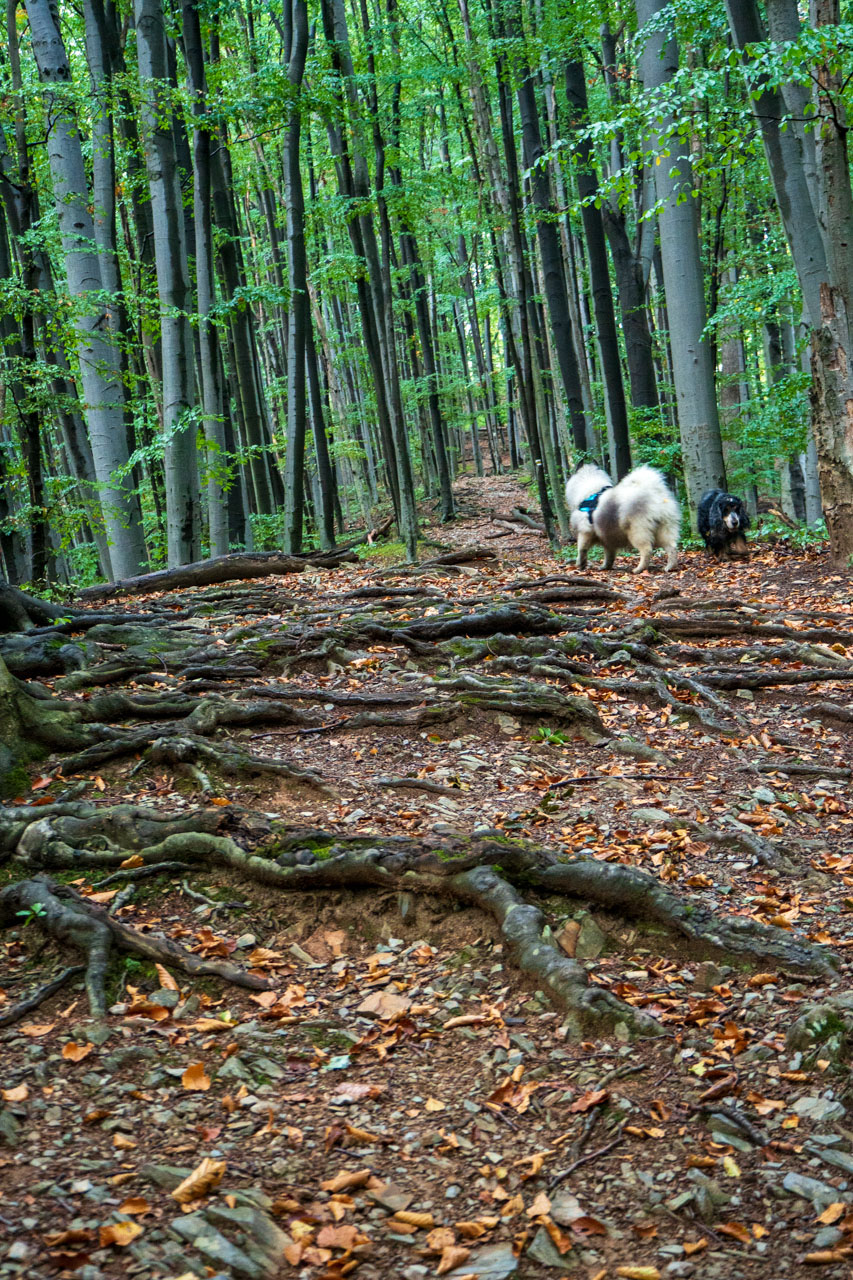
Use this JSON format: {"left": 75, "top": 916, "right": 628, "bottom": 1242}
{"left": 62, "top": 1042, "right": 94, "bottom": 1062}
{"left": 321, "top": 1168, "right": 372, "bottom": 1193}
{"left": 1, "top": 1084, "right": 28, "bottom": 1102}
{"left": 615, "top": 1268, "right": 660, "bottom": 1280}
{"left": 181, "top": 1062, "right": 211, "bottom": 1091}
{"left": 568, "top": 1088, "right": 608, "bottom": 1114}
{"left": 98, "top": 1221, "right": 143, "bottom": 1248}
{"left": 154, "top": 963, "right": 179, "bottom": 990}
{"left": 171, "top": 1157, "right": 226, "bottom": 1205}
{"left": 437, "top": 1245, "right": 471, "bottom": 1275}
{"left": 19, "top": 1023, "right": 54, "bottom": 1037}
{"left": 118, "top": 1198, "right": 150, "bottom": 1216}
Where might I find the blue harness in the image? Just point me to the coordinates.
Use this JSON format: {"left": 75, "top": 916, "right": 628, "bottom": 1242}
{"left": 578, "top": 486, "right": 611, "bottom": 523}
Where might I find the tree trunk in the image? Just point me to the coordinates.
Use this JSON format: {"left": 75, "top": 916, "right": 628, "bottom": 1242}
{"left": 564, "top": 58, "right": 631, "bottom": 478}
{"left": 810, "top": 286, "right": 853, "bottom": 560}
{"left": 182, "top": 0, "right": 230, "bottom": 557}
{"left": 24, "top": 0, "right": 146, "bottom": 579}
{"left": 636, "top": 0, "right": 726, "bottom": 515}
{"left": 136, "top": 0, "right": 201, "bottom": 566}
{"left": 281, "top": 0, "right": 309, "bottom": 554}
{"left": 513, "top": 29, "right": 588, "bottom": 456}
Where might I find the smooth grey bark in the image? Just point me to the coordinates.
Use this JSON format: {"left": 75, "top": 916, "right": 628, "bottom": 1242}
{"left": 514, "top": 43, "right": 588, "bottom": 458}
{"left": 182, "top": 0, "right": 230, "bottom": 557}
{"left": 635, "top": 0, "right": 726, "bottom": 515}
{"left": 24, "top": 0, "right": 146, "bottom": 579}
{"left": 320, "top": 0, "right": 418, "bottom": 559}
{"left": 724, "top": 0, "right": 827, "bottom": 327}
{"left": 282, "top": 0, "right": 309, "bottom": 554}
{"left": 136, "top": 0, "right": 201, "bottom": 567}
{"left": 600, "top": 23, "right": 660, "bottom": 420}
{"left": 564, "top": 58, "right": 631, "bottom": 478}
{"left": 808, "top": 0, "right": 853, "bottom": 559}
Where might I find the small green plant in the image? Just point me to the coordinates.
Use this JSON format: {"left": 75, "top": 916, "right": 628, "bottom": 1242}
{"left": 16, "top": 902, "right": 48, "bottom": 927}
{"left": 532, "top": 726, "right": 570, "bottom": 746}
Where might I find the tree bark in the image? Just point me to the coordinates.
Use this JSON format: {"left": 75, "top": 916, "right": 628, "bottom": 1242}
{"left": 282, "top": 0, "right": 309, "bottom": 554}
{"left": 636, "top": 0, "right": 726, "bottom": 515}
{"left": 564, "top": 58, "right": 631, "bottom": 478}
{"left": 182, "top": 0, "right": 230, "bottom": 557}
{"left": 136, "top": 0, "right": 201, "bottom": 566}
{"left": 24, "top": 0, "right": 146, "bottom": 579}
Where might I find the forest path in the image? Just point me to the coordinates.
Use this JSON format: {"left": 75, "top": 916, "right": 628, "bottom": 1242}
{"left": 1, "top": 474, "right": 853, "bottom": 1279}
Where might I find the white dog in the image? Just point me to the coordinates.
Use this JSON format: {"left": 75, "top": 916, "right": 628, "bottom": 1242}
{"left": 565, "top": 464, "right": 680, "bottom": 573}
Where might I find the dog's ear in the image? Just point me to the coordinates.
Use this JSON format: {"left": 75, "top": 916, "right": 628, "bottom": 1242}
{"left": 738, "top": 501, "right": 751, "bottom": 530}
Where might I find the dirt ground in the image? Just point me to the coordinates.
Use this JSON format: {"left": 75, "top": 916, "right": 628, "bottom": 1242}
{"left": 1, "top": 471, "right": 853, "bottom": 1280}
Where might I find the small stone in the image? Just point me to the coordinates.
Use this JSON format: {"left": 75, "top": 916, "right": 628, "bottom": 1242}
{"left": 666, "top": 1265, "right": 695, "bottom": 1278}
{"left": 235, "top": 934, "right": 257, "bottom": 949}
{"left": 6, "top": 1242, "right": 29, "bottom": 1261}
{"left": 792, "top": 1096, "right": 846, "bottom": 1123}
{"left": 753, "top": 787, "right": 776, "bottom": 804}
{"left": 445, "top": 1184, "right": 461, "bottom": 1199}
{"left": 782, "top": 1171, "right": 839, "bottom": 1206}
{"left": 692, "top": 961, "right": 726, "bottom": 992}
{"left": 343, "top": 808, "right": 367, "bottom": 824}
{"left": 526, "top": 1226, "right": 569, "bottom": 1268}
{"left": 574, "top": 915, "right": 607, "bottom": 960}
{"left": 448, "top": 1242, "right": 518, "bottom": 1278}
{"left": 813, "top": 1226, "right": 844, "bottom": 1248}
{"left": 150, "top": 988, "right": 179, "bottom": 1009}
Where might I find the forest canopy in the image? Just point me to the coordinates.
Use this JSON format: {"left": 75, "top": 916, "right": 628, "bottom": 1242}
{"left": 2, "top": 0, "right": 853, "bottom": 584}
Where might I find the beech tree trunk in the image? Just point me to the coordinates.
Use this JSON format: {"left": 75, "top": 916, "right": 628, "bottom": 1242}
{"left": 808, "top": 0, "right": 853, "bottom": 560}
{"left": 182, "top": 0, "right": 230, "bottom": 557}
{"left": 282, "top": 0, "right": 309, "bottom": 554}
{"left": 24, "top": 0, "right": 146, "bottom": 579}
{"left": 136, "top": 0, "right": 201, "bottom": 566}
{"left": 636, "top": 0, "right": 726, "bottom": 515}
{"left": 564, "top": 58, "right": 631, "bottom": 478}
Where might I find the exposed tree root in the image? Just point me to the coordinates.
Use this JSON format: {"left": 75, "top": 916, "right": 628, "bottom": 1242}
{"left": 1, "top": 821, "right": 835, "bottom": 1029}
{"left": 77, "top": 549, "right": 358, "bottom": 600}
{"left": 0, "top": 964, "right": 85, "bottom": 1028}
{"left": 0, "top": 875, "right": 272, "bottom": 1017}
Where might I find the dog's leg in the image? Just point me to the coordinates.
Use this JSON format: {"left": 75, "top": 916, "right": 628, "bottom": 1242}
{"left": 664, "top": 546, "right": 678, "bottom": 572}
{"left": 633, "top": 545, "right": 653, "bottom": 573}
{"left": 602, "top": 549, "right": 616, "bottom": 570}
{"left": 576, "top": 530, "right": 592, "bottom": 569}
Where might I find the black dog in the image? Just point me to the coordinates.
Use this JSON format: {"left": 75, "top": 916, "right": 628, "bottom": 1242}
{"left": 697, "top": 489, "right": 750, "bottom": 558}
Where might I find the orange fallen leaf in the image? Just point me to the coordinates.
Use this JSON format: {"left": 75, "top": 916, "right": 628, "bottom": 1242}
{"left": 321, "top": 1168, "right": 372, "bottom": 1193}
{"left": 62, "top": 1042, "right": 94, "bottom": 1062}
{"left": 154, "top": 964, "right": 179, "bottom": 991}
{"left": 716, "top": 1222, "right": 752, "bottom": 1245}
{"left": 425, "top": 1097, "right": 446, "bottom": 1112}
{"left": 119, "top": 854, "right": 145, "bottom": 869}
{"left": 19, "top": 1023, "right": 54, "bottom": 1037}
{"left": 1, "top": 1084, "right": 28, "bottom": 1102}
{"left": 181, "top": 1062, "right": 211, "bottom": 1091}
{"left": 171, "top": 1157, "right": 226, "bottom": 1205}
{"left": 118, "top": 1198, "right": 150, "bottom": 1216}
{"left": 113, "top": 1134, "right": 136, "bottom": 1150}
{"left": 683, "top": 1238, "right": 708, "bottom": 1256}
{"left": 98, "top": 1221, "right": 143, "bottom": 1247}
{"left": 437, "top": 1245, "right": 471, "bottom": 1275}
{"left": 526, "top": 1191, "right": 551, "bottom": 1218}
{"left": 818, "top": 1203, "right": 847, "bottom": 1225}
{"left": 615, "top": 1269, "right": 660, "bottom": 1280}
{"left": 568, "top": 1088, "right": 608, "bottom": 1113}
{"left": 391, "top": 1210, "right": 435, "bottom": 1229}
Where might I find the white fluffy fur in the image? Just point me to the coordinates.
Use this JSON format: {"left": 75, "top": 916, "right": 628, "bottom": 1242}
{"left": 565, "top": 463, "right": 680, "bottom": 573}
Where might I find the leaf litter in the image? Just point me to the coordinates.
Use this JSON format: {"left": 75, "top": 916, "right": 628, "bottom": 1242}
{"left": 0, "top": 474, "right": 852, "bottom": 1277}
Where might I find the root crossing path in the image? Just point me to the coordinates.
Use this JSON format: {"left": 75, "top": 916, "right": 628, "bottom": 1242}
{"left": 1, "top": 472, "right": 852, "bottom": 1280}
